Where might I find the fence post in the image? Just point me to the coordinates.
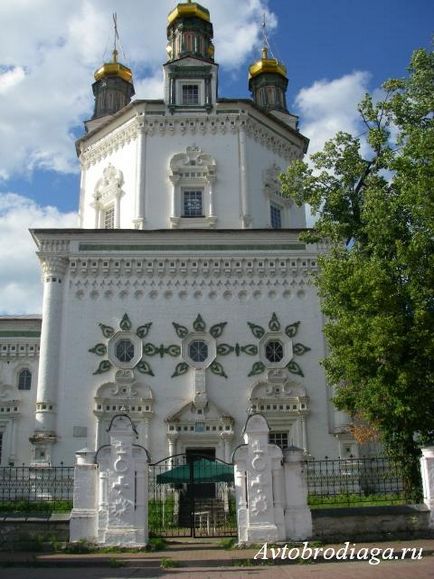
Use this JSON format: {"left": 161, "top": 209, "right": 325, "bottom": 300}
{"left": 70, "top": 448, "right": 98, "bottom": 543}
{"left": 282, "top": 446, "right": 312, "bottom": 540}
{"left": 96, "top": 415, "right": 148, "bottom": 546}
{"left": 420, "top": 446, "right": 434, "bottom": 529}
{"left": 232, "top": 414, "right": 283, "bottom": 544}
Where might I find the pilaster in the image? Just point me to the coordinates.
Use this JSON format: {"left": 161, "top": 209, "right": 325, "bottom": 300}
{"left": 32, "top": 255, "right": 68, "bottom": 464}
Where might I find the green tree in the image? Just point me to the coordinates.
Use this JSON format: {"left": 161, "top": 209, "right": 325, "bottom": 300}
{"left": 281, "top": 48, "right": 434, "bottom": 497}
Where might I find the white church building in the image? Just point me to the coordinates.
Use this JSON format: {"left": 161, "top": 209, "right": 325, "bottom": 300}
{"left": 0, "top": 2, "right": 355, "bottom": 467}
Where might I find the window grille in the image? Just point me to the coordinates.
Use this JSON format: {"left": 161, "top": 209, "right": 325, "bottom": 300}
{"left": 115, "top": 339, "right": 135, "bottom": 363}
{"left": 18, "top": 369, "right": 32, "bottom": 390}
{"left": 265, "top": 340, "right": 284, "bottom": 363}
{"left": 189, "top": 340, "right": 208, "bottom": 362}
{"left": 183, "top": 190, "right": 203, "bottom": 217}
{"left": 182, "top": 84, "right": 199, "bottom": 105}
{"left": 270, "top": 203, "right": 282, "bottom": 229}
{"left": 269, "top": 431, "right": 288, "bottom": 449}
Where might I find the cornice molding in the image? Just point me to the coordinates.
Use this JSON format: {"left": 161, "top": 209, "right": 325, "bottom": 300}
{"left": 79, "top": 112, "right": 304, "bottom": 168}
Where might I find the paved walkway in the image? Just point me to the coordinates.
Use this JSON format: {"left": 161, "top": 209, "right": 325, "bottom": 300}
{"left": 0, "top": 539, "right": 432, "bottom": 578}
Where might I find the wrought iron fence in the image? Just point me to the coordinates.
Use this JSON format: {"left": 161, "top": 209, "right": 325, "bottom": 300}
{"left": 304, "top": 456, "right": 409, "bottom": 508}
{"left": 149, "top": 454, "right": 237, "bottom": 538}
{"left": 0, "top": 465, "right": 74, "bottom": 511}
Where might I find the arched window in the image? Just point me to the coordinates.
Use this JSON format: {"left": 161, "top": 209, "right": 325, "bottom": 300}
{"left": 18, "top": 369, "right": 32, "bottom": 390}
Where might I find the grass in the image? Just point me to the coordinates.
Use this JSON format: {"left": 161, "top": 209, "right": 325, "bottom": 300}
{"left": 160, "top": 557, "right": 179, "bottom": 569}
{"left": 148, "top": 498, "right": 176, "bottom": 530}
{"left": 147, "top": 537, "right": 168, "bottom": 551}
{"left": 219, "top": 537, "right": 237, "bottom": 550}
{"left": 0, "top": 500, "right": 72, "bottom": 514}
{"left": 308, "top": 492, "right": 405, "bottom": 508}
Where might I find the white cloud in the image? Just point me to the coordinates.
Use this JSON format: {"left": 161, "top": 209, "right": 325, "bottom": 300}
{"left": 0, "top": 66, "right": 26, "bottom": 94}
{"left": 134, "top": 70, "right": 165, "bottom": 100}
{"left": 0, "top": 193, "right": 77, "bottom": 314}
{"left": 295, "top": 71, "right": 371, "bottom": 155}
{"left": 0, "top": 0, "right": 274, "bottom": 180}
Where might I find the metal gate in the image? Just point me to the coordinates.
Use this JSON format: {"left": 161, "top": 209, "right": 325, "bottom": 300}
{"left": 149, "top": 453, "right": 237, "bottom": 537}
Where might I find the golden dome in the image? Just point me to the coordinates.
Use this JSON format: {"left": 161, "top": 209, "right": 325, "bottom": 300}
{"left": 248, "top": 47, "right": 287, "bottom": 81}
{"left": 168, "top": 2, "right": 210, "bottom": 25}
{"left": 94, "top": 49, "right": 133, "bottom": 84}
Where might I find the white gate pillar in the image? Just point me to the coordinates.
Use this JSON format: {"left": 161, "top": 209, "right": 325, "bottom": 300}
{"left": 97, "top": 414, "right": 149, "bottom": 546}
{"left": 70, "top": 448, "right": 98, "bottom": 542}
{"left": 420, "top": 446, "right": 434, "bottom": 529}
{"left": 282, "top": 446, "right": 312, "bottom": 540}
{"left": 233, "top": 414, "right": 284, "bottom": 544}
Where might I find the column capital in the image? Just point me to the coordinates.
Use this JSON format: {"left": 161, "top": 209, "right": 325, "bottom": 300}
{"left": 167, "top": 432, "right": 179, "bottom": 443}
{"left": 40, "top": 255, "right": 68, "bottom": 277}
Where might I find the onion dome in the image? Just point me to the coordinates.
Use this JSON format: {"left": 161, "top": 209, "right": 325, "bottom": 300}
{"left": 91, "top": 49, "right": 135, "bottom": 121}
{"left": 168, "top": 1, "right": 210, "bottom": 26}
{"left": 94, "top": 49, "right": 133, "bottom": 84}
{"left": 248, "top": 47, "right": 289, "bottom": 114}
{"left": 166, "top": 1, "right": 214, "bottom": 63}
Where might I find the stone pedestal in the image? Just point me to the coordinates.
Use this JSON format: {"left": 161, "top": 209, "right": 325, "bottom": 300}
{"left": 420, "top": 446, "right": 434, "bottom": 529}
{"left": 282, "top": 446, "right": 312, "bottom": 540}
{"left": 70, "top": 449, "right": 98, "bottom": 542}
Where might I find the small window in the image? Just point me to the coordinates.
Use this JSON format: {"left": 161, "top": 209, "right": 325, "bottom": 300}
{"left": 265, "top": 340, "right": 284, "bottom": 363}
{"left": 189, "top": 340, "right": 208, "bottom": 363}
{"left": 103, "top": 205, "right": 115, "bottom": 229}
{"left": 115, "top": 339, "right": 135, "bottom": 363}
{"left": 270, "top": 204, "right": 282, "bottom": 229}
{"left": 18, "top": 369, "right": 32, "bottom": 390}
{"left": 269, "top": 431, "right": 288, "bottom": 450}
{"left": 183, "top": 190, "right": 203, "bottom": 217}
{"left": 182, "top": 84, "right": 199, "bottom": 105}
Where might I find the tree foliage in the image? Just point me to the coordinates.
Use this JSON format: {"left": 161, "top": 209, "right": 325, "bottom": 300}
{"left": 281, "top": 48, "right": 434, "bottom": 496}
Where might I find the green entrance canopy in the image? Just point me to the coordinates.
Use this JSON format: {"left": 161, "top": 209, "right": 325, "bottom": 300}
{"left": 156, "top": 458, "right": 234, "bottom": 484}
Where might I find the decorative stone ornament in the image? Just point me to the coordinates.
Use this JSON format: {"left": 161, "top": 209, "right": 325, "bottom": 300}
{"left": 96, "top": 415, "right": 149, "bottom": 546}
{"left": 89, "top": 313, "right": 177, "bottom": 377}
{"left": 247, "top": 313, "right": 310, "bottom": 377}
{"left": 233, "top": 414, "right": 285, "bottom": 543}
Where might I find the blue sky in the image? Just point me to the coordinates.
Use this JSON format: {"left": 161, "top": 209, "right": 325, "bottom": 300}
{"left": 0, "top": 0, "right": 433, "bottom": 313}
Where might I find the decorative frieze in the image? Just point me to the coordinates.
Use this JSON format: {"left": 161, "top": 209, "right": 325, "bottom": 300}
{"left": 0, "top": 341, "right": 39, "bottom": 358}
{"left": 72, "top": 284, "right": 311, "bottom": 303}
{"left": 79, "top": 112, "right": 304, "bottom": 168}
{"left": 69, "top": 255, "right": 317, "bottom": 279}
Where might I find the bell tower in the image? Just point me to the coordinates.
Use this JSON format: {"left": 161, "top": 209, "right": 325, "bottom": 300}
{"left": 164, "top": 1, "right": 218, "bottom": 112}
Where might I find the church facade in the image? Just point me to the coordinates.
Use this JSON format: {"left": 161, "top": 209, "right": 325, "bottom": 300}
{"left": 0, "top": 2, "right": 355, "bottom": 467}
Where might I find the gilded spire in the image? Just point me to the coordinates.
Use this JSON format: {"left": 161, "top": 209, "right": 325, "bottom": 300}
{"left": 248, "top": 15, "right": 289, "bottom": 114}
{"left": 248, "top": 17, "right": 287, "bottom": 82}
{"left": 91, "top": 14, "right": 135, "bottom": 121}
{"left": 93, "top": 13, "right": 133, "bottom": 84}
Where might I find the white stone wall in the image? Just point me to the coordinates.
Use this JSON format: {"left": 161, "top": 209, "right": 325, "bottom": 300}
{"left": 27, "top": 230, "right": 341, "bottom": 466}
{"left": 0, "top": 318, "right": 40, "bottom": 465}
{"left": 78, "top": 102, "right": 307, "bottom": 231}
